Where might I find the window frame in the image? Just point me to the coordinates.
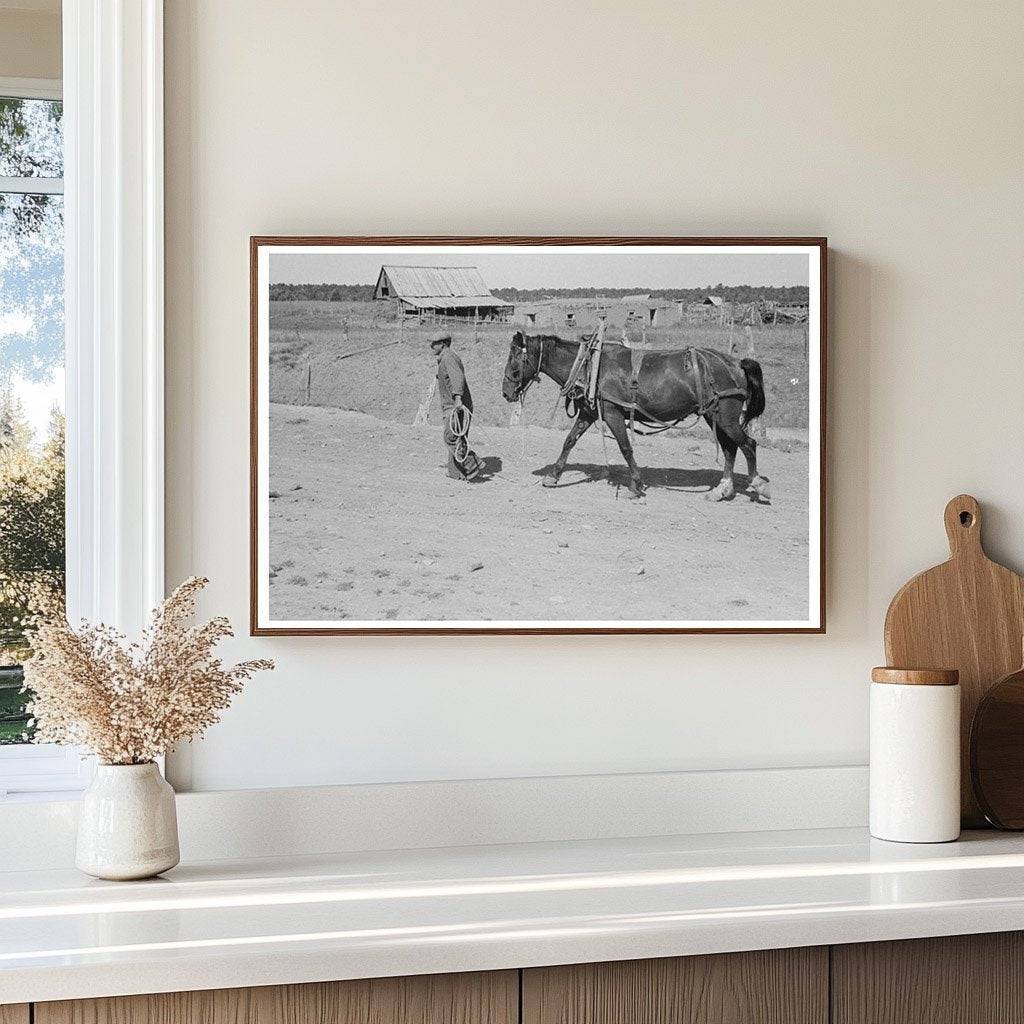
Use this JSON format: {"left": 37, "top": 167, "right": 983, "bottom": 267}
{"left": 63, "top": 0, "right": 165, "bottom": 636}
{"left": 0, "top": 0, "right": 165, "bottom": 799}
{"left": 0, "top": 77, "right": 61, "bottom": 101}
{"left": 0, "top": 76, "right": 64, "bottom": 196}
{"left": 0, "top": 75, "right": 79, "bottom": 795}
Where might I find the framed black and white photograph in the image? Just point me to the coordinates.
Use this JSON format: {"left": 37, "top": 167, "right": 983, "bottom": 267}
{"left": 250, "top": 237, "right": 826, "bottom": 635}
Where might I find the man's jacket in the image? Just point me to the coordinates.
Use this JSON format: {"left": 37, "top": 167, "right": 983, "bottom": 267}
{"left": 436, "top": 348, "right": 473, "bottom": 412}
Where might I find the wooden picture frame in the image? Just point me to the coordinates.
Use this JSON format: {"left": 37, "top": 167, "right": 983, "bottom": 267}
{"left": 251, "top": 236, "right": 827, "bottom": 635}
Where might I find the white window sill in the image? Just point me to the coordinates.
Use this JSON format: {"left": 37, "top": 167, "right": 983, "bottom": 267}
{"left": 0, "top": 744, "right": 94, "bottom": 799}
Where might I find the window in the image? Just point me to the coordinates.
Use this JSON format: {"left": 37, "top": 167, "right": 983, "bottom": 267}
{"left": 0, "top": 4, "right": 166, "bottom": 798}
{"left": 0, "top": 81, "right": 82, "bottom": 797}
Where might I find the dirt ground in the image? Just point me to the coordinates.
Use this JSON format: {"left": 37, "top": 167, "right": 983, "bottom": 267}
{"left": 267, "top": 403, "right": 811, "bottom": 624}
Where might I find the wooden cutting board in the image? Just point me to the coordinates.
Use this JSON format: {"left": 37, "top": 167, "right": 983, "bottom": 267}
{"left": 884, "top": 494, "right": 1024, "bottom": 826}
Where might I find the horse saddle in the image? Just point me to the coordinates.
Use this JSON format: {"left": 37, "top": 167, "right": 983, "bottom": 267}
{"left": 560, "top": 331, "right": 602, "bottom": 415}
{"left": 561, "top": 338, "right": 592, "bottom": 396}
{"left": 560, "top": 329, "right": 649, "bottom": 420}
{"left": 625, "top": 342, "right": 648, "bottom": 393}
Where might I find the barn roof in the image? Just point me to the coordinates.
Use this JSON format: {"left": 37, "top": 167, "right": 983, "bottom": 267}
{"left": 375, "top": 265, "right": 512, "bottom": 307}
{"left": 398, "top": 295, "right": 510, "bottom": 310}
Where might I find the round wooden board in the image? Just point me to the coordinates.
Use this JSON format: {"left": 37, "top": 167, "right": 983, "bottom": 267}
{"left": 971, "top": 664, "right": 1024, "bottom": 829}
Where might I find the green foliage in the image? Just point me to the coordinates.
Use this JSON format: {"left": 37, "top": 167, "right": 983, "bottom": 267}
{"left": 0, "top": 665, "right": 29, "bottom": 743}
{"left": 0, "top": 410, "right": 64, "bottom": 577}
{"left": 0, "top": 397, "right": 65, "bottom": 743}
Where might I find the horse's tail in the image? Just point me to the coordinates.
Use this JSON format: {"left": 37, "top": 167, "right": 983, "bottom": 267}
{"left": 739, "top": 358, "right": 765, "bottom": 427}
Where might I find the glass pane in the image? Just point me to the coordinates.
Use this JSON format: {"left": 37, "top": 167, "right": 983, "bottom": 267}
{"left": 0, "top": 189, "right": 65, "bottom": 745}
{"left": 0, "top": 97, "right": 63, "bottom": 179}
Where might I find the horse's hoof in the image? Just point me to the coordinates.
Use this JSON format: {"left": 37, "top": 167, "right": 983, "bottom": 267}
{"left": 748, "top": 476, "right": 772, "bottom": 503}
{"left": 542, "top": 475, "right": 559, "bottom": 488}
{"left": 705, "top": 482, "right": 735, "bottom": 502}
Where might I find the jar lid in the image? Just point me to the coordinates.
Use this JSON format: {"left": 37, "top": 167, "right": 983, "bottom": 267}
{"left": 871, "top": 666, "right": 959, "bottom": 686}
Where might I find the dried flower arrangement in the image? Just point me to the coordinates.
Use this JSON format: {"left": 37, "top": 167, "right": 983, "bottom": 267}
{"left": 23, "top": 577, "right": 273, "bottom": 765}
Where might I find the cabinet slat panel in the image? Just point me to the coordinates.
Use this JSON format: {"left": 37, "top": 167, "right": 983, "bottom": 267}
{"left": 0, "top": 1006, "right": 29, "bottom": 1024}
{"left": 522, "top": 948, "right": 827, "bottom": 1024}
{"left": 832, "top": 933, "right": 1024, "bottom": 1024}
{"left": 35, "top": 970, "right": 517, "bottom": 1024}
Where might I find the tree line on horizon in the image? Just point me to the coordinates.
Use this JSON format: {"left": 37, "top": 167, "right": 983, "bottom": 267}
{"left": 269, "top": 282, "right": 811, "bottom": 305}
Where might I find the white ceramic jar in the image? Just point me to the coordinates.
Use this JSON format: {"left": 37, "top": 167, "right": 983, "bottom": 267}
{"left": 869, "top": 667, "right": 960, "bottom": 843}
{"left": 76, "top": 762, "right": 180, "bottom": 880}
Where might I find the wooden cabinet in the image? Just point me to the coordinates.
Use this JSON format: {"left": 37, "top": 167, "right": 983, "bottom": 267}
{"left": 520, "top": 934, "right": 1024, "bottom": 1024}
{"left": 23, "top": 932, "right": 1024, "bottom": 1024}
{"left": 832, "top": 932, "right": 1024, "bottom": 1024}
{"left": 522, "top": 948, "right": 828, "bottom": 1024}
{"left": 34, "top": 971, "right": 517, "bottom": 1024}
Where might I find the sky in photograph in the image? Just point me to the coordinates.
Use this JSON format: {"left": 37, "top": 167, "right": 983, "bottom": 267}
{"left": 270, "top": 249, "right": 809, "bottom": 290}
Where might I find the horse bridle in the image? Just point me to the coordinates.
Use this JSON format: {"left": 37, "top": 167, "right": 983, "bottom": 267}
{"left": 513, "top": 334, "right": 545, "bottom": 399}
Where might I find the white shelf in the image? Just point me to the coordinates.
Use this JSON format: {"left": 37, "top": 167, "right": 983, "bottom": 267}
{"left": 4, "top": 827, "right": 1024, "bottom": 1004}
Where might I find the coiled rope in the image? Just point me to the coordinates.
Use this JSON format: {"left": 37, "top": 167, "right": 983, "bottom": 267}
{"left": 447, "top": 405, "right": 472, "bottom": 464}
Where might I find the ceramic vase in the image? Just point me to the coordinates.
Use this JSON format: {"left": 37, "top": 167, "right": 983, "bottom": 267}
{"left": 76, "top": 762, "right": 180, "bottom": 880}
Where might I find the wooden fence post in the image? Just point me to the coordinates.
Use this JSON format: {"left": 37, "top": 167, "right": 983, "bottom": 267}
{"left": 304, "top": 357, "right": 312, "bottom": 405}
{"left": 413, "top": 378, "right": 437, "bottom": 426}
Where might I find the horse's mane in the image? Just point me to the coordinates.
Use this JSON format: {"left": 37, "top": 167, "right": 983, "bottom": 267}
{"left": 515, "top": 331, "right": 575, "bottom": 345}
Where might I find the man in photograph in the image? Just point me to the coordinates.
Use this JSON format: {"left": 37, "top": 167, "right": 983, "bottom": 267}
{"left": 429, "top": 331, "right": 479, "bottom": 481}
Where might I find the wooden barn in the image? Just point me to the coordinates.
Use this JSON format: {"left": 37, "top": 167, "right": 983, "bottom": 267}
{"left": 373, "top": 265, "right": 514, "bottom": 321}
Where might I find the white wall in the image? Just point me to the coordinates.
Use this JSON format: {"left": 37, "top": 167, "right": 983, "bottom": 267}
{"left": 164, "top": 0, "right": 1024, "bottom": 792}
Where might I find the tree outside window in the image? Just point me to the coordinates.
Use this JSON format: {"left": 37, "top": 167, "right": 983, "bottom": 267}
{"left": 0, "top": 94, "right": 65, "bottom": 744}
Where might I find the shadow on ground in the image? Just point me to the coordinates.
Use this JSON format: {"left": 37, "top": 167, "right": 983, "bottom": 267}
{"left": 531, "top": 462, "right": 746, "bottom": 493}
{"left": 468, "top": 454, "right": 503, "bottom": 483}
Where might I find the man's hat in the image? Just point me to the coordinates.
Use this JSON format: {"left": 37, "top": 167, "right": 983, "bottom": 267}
{"left": 426, "top": 331, "right": 452, "bottom": 346}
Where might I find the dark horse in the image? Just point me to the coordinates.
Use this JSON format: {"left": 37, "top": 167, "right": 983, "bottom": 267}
{"left": 501, "top": 331, "right": 770, "bottom": 502}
